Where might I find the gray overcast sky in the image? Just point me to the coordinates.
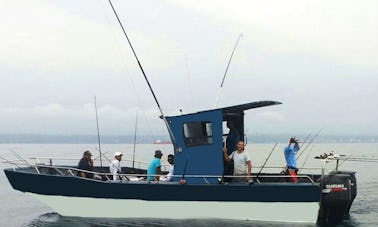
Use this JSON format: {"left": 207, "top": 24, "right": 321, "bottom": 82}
{"left": 0, "top": 0, "right": 377, "bottom": 136}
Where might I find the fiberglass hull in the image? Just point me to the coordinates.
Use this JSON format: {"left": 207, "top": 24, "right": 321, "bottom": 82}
{"left": 4, "top": 168, "right": 321, "bottom": 223}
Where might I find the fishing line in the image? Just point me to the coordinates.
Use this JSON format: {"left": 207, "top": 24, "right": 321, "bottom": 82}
{"left": 108, "top": 0, "right": 177, "bottom": 148}
{"left": 214, "top": 33, "right": 243, "bottom": 108}
{"left": 99, "top": 0, "right": 155, "bottom": 139}
{"left": 297, "top": 128, "right": 323, "bottom": 161}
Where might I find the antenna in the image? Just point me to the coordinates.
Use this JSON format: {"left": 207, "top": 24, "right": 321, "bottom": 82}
{"left": 94, "top": 96, "right": 103, "bottom": 167}
{"left": 108, "top": 0, "right": 178, "bottom": 150}
{"left": 214, "top": 33, "right": 243, "bottom": 108}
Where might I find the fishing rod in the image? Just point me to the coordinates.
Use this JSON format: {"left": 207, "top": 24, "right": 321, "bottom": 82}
{"left": 95, "top": 147, "right": 112, "bottom": 164}
{"left": 341, "top": 157, "right": 378, "bottom": 161}
{"left": 0, "top": 155, "right": 21, "bottom": 168}
{"left": 132, "top": 110, "right": 138, "bottom": 170}
{"left": 9, "top": 149, "right": 31, "bottom": 167}
{"left": 300, "top": 146, "right": 314, "bottom": 169}
{"left": 214, "top": 33, "right": 243, "bottom": 108}
{"left": 299, "top": 132, "right": 312, "bottom": 150}
{"left": 94, "top": 96, "right": 103, "bottom": 167}
{"left": 93, "top": 151, "right": 109, "bottom": 161}
{"left": 256, "top": 142, "right": 278, "bottom": 178}
{"left": 108, "top": 0, "right": 178, "bottom": 150}
{"left": 297, "top": 128, "right": 323, "bottom": 161}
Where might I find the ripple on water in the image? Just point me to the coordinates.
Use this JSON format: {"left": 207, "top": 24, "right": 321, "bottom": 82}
{"left": 27, "top": 214, "right": 317, "bottom": 227}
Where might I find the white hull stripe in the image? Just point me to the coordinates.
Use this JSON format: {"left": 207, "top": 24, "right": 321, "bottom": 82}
{"left": 28, "top": 193, "right": 319, "bottom": 223}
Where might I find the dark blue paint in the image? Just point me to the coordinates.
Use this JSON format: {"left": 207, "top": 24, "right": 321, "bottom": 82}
{"left": 4, "top": 169, "right": 320, "bottom": 202}
{"left": 167, "top": 110, "right": 223, "bottom": 184}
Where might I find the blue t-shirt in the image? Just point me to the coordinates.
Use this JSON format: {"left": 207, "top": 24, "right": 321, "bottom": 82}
{"left": 147, "top": 157, "right": 161, "bottom": 181}
{"left": 284, "top": 143, "right": 299, "bottom": 168}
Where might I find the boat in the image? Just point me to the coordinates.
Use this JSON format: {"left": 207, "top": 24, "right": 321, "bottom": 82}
{"left": 3, "top": 101, "right": 357, "bottom": 224}
{"left": 3, "top": 1, "right": 357, "bottom": 224}
{"left": 153, "top": 140, "right": 172, "bottom": 145}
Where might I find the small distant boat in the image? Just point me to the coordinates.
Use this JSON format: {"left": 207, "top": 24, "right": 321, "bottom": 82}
{"left": 153, "top": 140, "right": 172, "bottom": 145}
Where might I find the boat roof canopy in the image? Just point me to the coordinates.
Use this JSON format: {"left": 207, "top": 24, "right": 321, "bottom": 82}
{"left": 168, "top": 100, "right": 282, "bottom": 118}
{"left": 207, "top": 100, "right": 282, "bottom": 114}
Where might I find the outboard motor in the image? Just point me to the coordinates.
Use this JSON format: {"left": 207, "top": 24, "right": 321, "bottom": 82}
{"left": 318, "top": 171, "right": 357, "bottom": 224}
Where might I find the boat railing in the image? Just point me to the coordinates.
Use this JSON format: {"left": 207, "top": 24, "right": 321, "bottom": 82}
{"left": 4, "top": 161, "right": 316, "bottom": 184}
{"left": 26, "top": 157, "right": 172, "bottom": 170}
{"left": 5, "top": 157, "right": 323, "bottom": 173}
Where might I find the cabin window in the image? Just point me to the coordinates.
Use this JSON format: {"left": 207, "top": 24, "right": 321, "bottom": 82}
{"left": 183, "top": 121, "right": 213, "bottom": 147}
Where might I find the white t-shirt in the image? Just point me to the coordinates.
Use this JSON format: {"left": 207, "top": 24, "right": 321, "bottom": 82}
{"left": 160, "top": 164, "right": 174, "bottom": 182}
{"left": 229, "top": 151, "right": 251, "bottom": 175}
{"left": 109, "top": 159, "right": 122, "bottom": 181}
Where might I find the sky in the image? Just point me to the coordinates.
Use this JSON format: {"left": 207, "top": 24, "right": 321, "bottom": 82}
{"left": 0, "top": 0, "right": 377, "bottom": 136}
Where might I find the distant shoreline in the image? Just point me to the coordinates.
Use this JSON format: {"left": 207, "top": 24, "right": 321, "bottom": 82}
{"left": 0, "top": 134, "right": 377, "bottom": 144}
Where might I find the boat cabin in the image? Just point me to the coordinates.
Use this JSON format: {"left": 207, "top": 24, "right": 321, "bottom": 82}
{"left": 165, "top": 100, "right": 282, "bottom": 183}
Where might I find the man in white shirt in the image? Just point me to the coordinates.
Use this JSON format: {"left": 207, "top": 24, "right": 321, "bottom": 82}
{"left": 110, "top": 152, "right": 123, "bottom": 181}
{"left": 160, "top": 154, "right": 174, "bottom": 182}
{"left": 223, "top": 141, "right": 252, "bottom": 183}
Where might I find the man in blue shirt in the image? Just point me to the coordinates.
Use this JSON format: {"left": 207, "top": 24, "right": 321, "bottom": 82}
{"left": 284, "top": 137, "right": 300, "bottom": 182}
{"left": 147, "top": 150, "right": 163, "bottom": 181}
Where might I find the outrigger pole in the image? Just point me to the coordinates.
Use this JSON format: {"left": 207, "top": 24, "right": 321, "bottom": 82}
{"left": 108, "top": 0, "right": 177, "bottom": 149}
{"left": 214, "top": 33, "right": 243, "bottom": 108}
{"left": 94, "top": 96, "right": 103, "bottom": 167}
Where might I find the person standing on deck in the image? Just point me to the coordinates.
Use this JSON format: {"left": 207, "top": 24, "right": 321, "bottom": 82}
{"left": 225, "top": 121, "right": 240, "bottom": 155}
{"left": 284, "top": 137, "right": 300, "bottom": 183}
{"left": 77, "top": 151, "right": 94, "bottom": 179}
{"left": 223, "top": 141, "right": 252, "bottom": 183}
{"left": 147, "top": 150, "right": 163, "bottom": 181}
{"left": 110, "top": 152, "right": 123, "bottom": 181}
{"left": 223, "top": 121, "right": 240, "bottom": 180}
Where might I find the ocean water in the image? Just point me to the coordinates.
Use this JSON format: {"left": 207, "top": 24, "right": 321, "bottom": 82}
{"left": 1, "top": 143, "right": 377, "bottom": 227}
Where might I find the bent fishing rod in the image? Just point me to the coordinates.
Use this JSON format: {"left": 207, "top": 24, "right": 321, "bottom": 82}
{"left": 214, "top": 33, "right": 243, "bottom": 108}
{"left": 108, "top": 0, "right": 178, "bottom": 149}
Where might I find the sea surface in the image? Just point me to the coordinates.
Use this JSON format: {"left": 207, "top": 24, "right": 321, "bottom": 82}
{"left": 1, "top": 143, "right": 377, "bottom": 227}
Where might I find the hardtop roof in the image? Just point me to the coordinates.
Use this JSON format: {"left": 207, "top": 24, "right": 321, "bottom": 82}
{"left": 167, "top": 100, "right": 282, "bottom": 118}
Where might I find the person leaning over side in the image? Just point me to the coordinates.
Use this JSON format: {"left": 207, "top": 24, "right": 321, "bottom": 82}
{"left": 223, "top": 141, "right": 252, "bottom": 183}
{"left": 109, "top": 152, "right": 123, "bottom": 181}
{"left": 77, "top": 150, "right": 94, "bottom": 179}
{"left": 147, "top": 150, "right": 163, "bottom": 181}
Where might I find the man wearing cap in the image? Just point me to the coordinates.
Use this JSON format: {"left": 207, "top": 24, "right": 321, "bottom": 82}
{"left": 147, "top": 150, "right": 163, "bottom": 181}
{"left": 110, "top": 152, "right": 123, "bottom": 181}
{"left": 77, "top": 151, "right": 94, "bottom": 178}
